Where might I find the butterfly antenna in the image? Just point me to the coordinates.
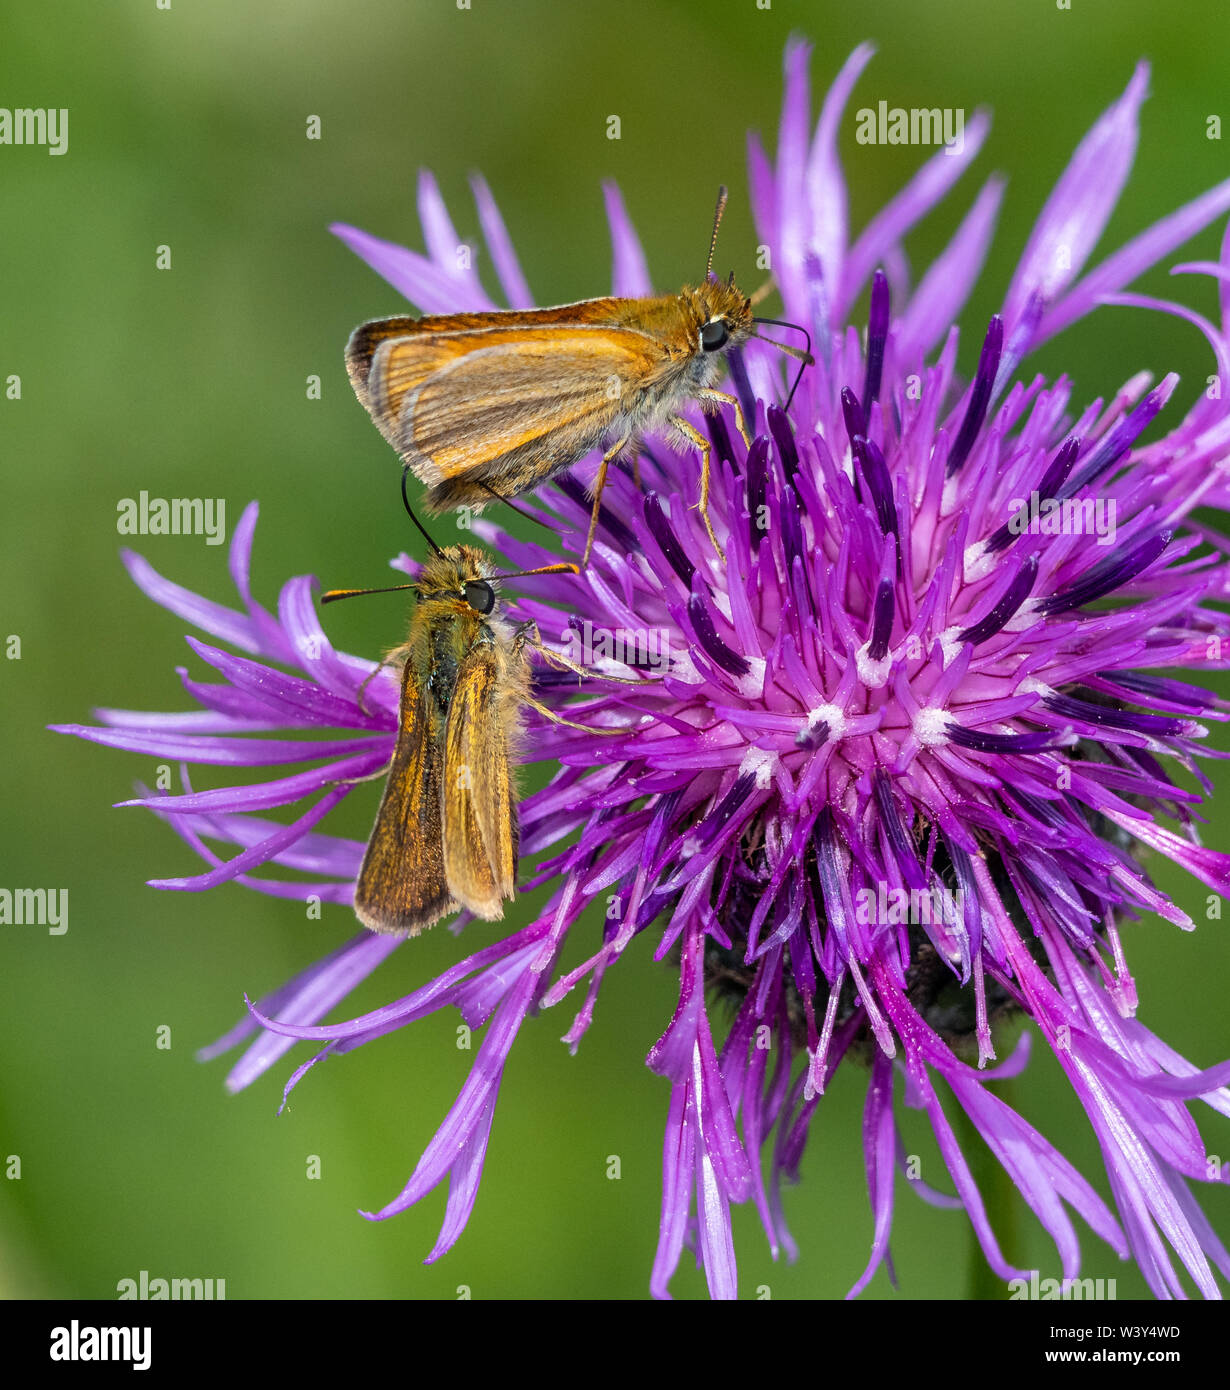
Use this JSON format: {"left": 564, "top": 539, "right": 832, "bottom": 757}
{"left": 705, "top": 185, "right": 728, "bottom": 280}
{"left": 322, "top": 580, "right": 420, "bottom": 605}
{"left": 477, "top": 481, "right": 562, "bottom": 535}
{"left": 401, "top": 469, "right": 444, "bottom": 556}
{"left": 324, "top": 474, "right": 447, "bottom": 604}
{"left": 751, "top": 316, "right": 814, "bottom": 409}
{"left": 492, "top": 562, "right": 580, "bottom": 582}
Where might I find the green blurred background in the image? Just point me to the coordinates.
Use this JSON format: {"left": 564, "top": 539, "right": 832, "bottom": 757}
{"left": 2, "top": 0, "right": 1228, "bottom": 1301}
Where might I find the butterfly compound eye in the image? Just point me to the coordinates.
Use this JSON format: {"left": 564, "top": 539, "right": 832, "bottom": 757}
{"left": 700, "top": 318, "right": 729, "bottom": 352}
{"left": 464, "top": 580, "right": 496, "bottom": 614}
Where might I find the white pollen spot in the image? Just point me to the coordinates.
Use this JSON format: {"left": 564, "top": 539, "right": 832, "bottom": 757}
{"left": 805, "top": 702, "right": 847, "bottom": 740}
{"left": 964, "top": 541, "right": 998, "bottom": 583}
{"left": 936, "top": 625, "right": 964, "bottom": 666}
{"left": 739, "top": 746, "right": 778, "bottom": 790}
{"left": 680, "top": 835, "right": 702, "bottom": 859}
{"left": 840, "top": 443, "right": 855, "bottom": 481}
{"left": 1017, "top": 676, "right": 1052, "bottom": 698}
{"left": 913, "top": 706, "right": 950, "bottom": 747}
{"left": 942, "top": 473, "right": 962, "bottom": 515}
{"left": 736, "top": 655, "right": 766, "bottom": 699}
{"left": 856, "top": 641, "right": 892, "bottom": 689}
{"left": 1001, "top": 609, "right": 1035, "bottom": 634}
{"left": 670, "top": 650, "right": 704, "bottom": 685}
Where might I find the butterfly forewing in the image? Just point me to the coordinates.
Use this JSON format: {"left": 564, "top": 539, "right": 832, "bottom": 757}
{"left": 345, "top": 303, "right": 629, "bottom": 420}
{"left": 400, "top": 329, "right": 663, "bottom": 476}
{"left": 354, "top": 658, "right": 454, "bottom": 935}
{"left": 441, "top": 640, "right": 520, "bottom": 918}
{"left": 345, "top": 315, "right": 423, "bottom": 415}
{"left": 347, "top": 304, "right": 679, "bottom": 475}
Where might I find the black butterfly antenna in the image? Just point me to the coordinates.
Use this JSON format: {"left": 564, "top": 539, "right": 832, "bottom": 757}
{"left": 401, "top": 469, "right": 444, "bottom": 556}
{"left": 750, "top": 316, "right": 814, "bottom": 409}
{"left": 322, "top": 472, "right": 443, "bottom": 604}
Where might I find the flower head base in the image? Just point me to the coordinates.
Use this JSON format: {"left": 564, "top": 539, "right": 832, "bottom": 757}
{"left": 58, "top": 41, "right": 1230, "bottom": 1298}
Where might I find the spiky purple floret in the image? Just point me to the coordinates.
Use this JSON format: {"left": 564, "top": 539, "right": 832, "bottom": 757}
{"left": 56, "top": 42, "right": 1230, "bottom": 1300}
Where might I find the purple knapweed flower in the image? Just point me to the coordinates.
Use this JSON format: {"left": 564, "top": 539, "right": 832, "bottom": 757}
{"left": 56, "top": 40, "right": 1230, "bottom": 1299}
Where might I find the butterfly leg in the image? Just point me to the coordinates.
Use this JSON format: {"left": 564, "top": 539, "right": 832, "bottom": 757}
{"left": 356, "top": 660, "right": 394, "bottom": 716}
{"left": 517, "top": 623, "right": 649, "bottom": 684}
{"left": 581, "top": 433, "right": 631, "bottom": 568}
{"left": 355, "top": 644, "right": 409, "bottom": 717}
{"left": 337, "top": 651, "right": 408, "bottom": 780}
{"left": 333, "top": 759, "right": 395, "bottom": 787}
{"left": 749, "top": 275, "right": 777, "bottom": 308}
{"left": 697, "top": 388, "right": 752, "bottom": 450}
{"left": 668, "top": 415, "right": 725, "bottom": 562}
{"left": 523, "top": 693, "right": 622, "bottom": 735}
{"left": 512, "top": 620, "right": 579, "bottom": 676}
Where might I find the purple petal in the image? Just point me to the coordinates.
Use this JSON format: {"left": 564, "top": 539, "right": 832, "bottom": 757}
{"left": 470, "top": 173, "right": 534, "bottom": 308}
{"left": 121, "top": 549, "right": 264, "bottom": 656}
{"left": 847, "top": 1051, "right": 897, "bottom": 1298}
{"left": 898, "top": 177, "right": 1005, "bottom": 363}
{"left": 804, "top": 41, "right": 876, "bottom": 299}
{"left": 1038, "top": 175, "right": 1230, "bottom": 344}
{"left": 1004, "top": 63, "right": 1149, "bottom": 333}
{"left": 837, "top": 110, "right": 990, "bottom": 321}
{"left": 148, "top": 785, "right": 351, "bottom": 890}
{"left": 603, "top": 182, "right": 652, "bottom": 297}
{"left": 220, "top": 932, "right": 401, "bottom": 1091}
{"left": 331, "top": 221, "right": 496, "bottom": 314}
{"left": 118, "top": 750, "right": 387, "bottom": 813}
